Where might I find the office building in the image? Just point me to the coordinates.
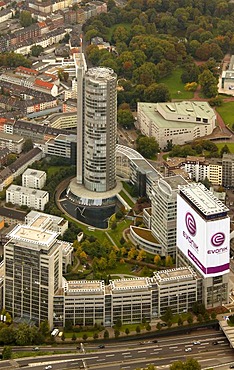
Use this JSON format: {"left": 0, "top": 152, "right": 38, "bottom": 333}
{"left": 222, "top": 153, "right": 234, "bottom": 188}
{"left": 4, "top": 224, "right": 64, "bottom": 327}
{"left": 151, "top": 176, "right": 188, "bottom": 257}
{"left": 76, "top": 66, "right": 117, "bottom": 192}
{"left": 137, "top": 101, "right": 216, "bottom": 149}
{"left": 176, "top": 182, "right": 230, "bottom": 307}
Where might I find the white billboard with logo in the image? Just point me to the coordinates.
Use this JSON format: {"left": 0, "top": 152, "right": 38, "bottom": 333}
{"left": 177, "top": 194, "right": 230, "bottom": 277}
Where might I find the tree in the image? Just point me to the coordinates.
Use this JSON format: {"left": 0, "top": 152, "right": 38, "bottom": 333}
{"left": 125, "top": 328, "right": 130, "bottom": 335}
{"left": 135, "top": 325, "right": 141, "bottom": 334}
{"left": 178, "top": 316, "right": 183, "bottom": 326}
{"left": 115, "top": 318, "right": 122, "bottom": 329}
{"left": 39, "top": 320, "right": 50, "bottom": 337}
{"left": 154, "top": 254, "right": 161, "bottom": 266}
{"left": 220, "top": 144, "right": 230, "bottom": 157}
{"left": 156, "top": 322, "right": 162, "bottom": 331}
{"left": 187, "top": 314, "right": 194, "bottom": 325}
{"left": 2, "top": 346, "right": 12, "bottom": 360}
{"left": 197, "top": 314, "right": 203, "bottom": 323}
{"left": 0, "top": 326, "right": 15, "bottom": 345}
{"left": 31, "top": 45, "right": 44, "bottom": 57}
{"left": 72, "top": 334, "right": 77, "bottom": 342}
{"left": 114, "top": 329, "right": 120, "bottom": 338}
{"left": 136, "top": 136, "right": 159, "bottom": 159}
{"left": 162, "top": 307, "right": 173, "bottom": 323}
{"left": 104, "top": 330, "right": 109, "bottom": 339}
{"left": 117, "top": 109, "right": 135, "bottom": 129}
{"left": 82, "top": 333, "right": 88, "bottom": 341}
{"left": 146, "top": 323, "right": 151, "bottom": 331}
{"left": 165, "top": 255, "right": 173, "bottom": 267}
{"left": 20, "top": 10, "right": 32, "bottom": 27}
{"left": 198, "top": 69, "right": 218, "bottom": 98}
{"left": 22, "top": 139, "right": 33, "bottom": 153}
{"left": 144, "top": 83, "right": 171, "bottom": 103}
{"left": 93, "top": 332, "right": 99, "bottom": 340}
{"left": 185, "top": 82, "right": 198, "bottom": 92}
{"left": 136, "top": 249, "right": 146, "bottom": 262}
{"left": 211, "top": 311, "right": 217, "bottom": 320}
{"left": 6, "top": 153, "right": 17, "bottom": 166}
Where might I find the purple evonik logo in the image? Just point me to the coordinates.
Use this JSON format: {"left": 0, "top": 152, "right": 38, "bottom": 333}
{"left": 185, "top": 212, "right": 196, "bottom": 236}
{"left": 211, "top": 232, "right": 225, "bottom": 247}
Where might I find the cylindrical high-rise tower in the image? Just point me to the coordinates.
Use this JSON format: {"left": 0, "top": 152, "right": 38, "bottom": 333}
{"left": 83, "top": 67, "right": 117, "bottom": 192}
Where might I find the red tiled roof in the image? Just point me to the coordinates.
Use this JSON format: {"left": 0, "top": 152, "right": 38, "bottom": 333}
{"left": 34, "top": 79, "right": 53, "bottom": 90}
{"left": 38, "top": 21, "right": 47, "bottom": 28}
{"left": 0, "top": 1, "right": 6, "bottom": 6}
{"left": 43, "top": 73, "right": 57, "bottom": 81}
{"left": 16, "top": 66, "right": 38, "bottom": 75}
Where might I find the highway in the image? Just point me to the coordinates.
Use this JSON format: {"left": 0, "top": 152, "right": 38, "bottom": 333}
{"left": 1, "top": 329, "right": 234, "bottom": 370}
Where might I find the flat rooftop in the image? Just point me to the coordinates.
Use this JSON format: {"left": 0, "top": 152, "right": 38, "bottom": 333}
{"left": 8, "top": 224, "right": 57, "bottom": 247}
{"left": 180, "top": 183, "right": 229, "bottom": 216}
{"left": 154, "top": 267, "right": 197, "bottom": 282}
{"left": 23, "top": 168, "right": 46, "bottom": 178}
{"left": 7, "top": 184, "right": 48, "bottom": 198}
{"left": 111, "top": 278, "right": 151, "bottom": 290}
{"left": 138, "top": 101, "right": 215, "bottom": 128}
{"left": 159, "top": 175, "right": 188, "bottom": 191}
{"left": 30, "top": 215, "right": 48, "bottom": 228}
{"left": 65, "top": 280, "right": 104, "bottom": 293}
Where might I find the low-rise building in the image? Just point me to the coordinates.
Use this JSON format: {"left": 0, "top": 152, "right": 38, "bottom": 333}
{"left": 0, "top": 207, "right": 26, "bottom": 226}
{"left": 25, "top": 210, "right": 68, "bottom": 236}
{"left": 138, "top": 101, "right": 216, "bottom": 149}
{"left": 22, "top": 168, "right": 47, "bottom": 189}
{"left": 6, "top": 185, "right": 49, "bottom": 211}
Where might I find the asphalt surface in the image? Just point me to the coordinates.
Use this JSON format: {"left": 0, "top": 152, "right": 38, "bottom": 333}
{"left": 2, "top": 329, "right": 234, "bottom": 370}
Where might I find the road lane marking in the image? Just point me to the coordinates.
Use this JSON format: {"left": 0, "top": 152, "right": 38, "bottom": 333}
{"left": 106, "top": 354, "right": 115, "bottom": 357}
{"left": 138, "top": 350, "right": 146, "bottom": 353}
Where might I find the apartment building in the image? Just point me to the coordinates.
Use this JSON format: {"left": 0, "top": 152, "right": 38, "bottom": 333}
{"left": 6, "top": 185, "right": 49, "bottom": 211}
{"left": 22, "top": 168, "right": 47, "bottom": 189}
{"left": 0, "top": 132, "right": 24, "bottom": 154}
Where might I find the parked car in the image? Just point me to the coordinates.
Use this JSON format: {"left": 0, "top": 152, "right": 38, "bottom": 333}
{"left": 193, "top": 341, "right": 200, "bottom": 345}
{"left": 185, "top": 347, "right": 192, "bottom": 352}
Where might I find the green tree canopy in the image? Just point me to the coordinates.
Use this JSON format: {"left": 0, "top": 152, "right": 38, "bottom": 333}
{"left": 136, "top": 136, "right": 159, "bottom": 158}
{"left": 117, "top": 109, "right": 134, "bottom": 128}
{"left": 20, "top": 11, "right": 32, "bottom": 27}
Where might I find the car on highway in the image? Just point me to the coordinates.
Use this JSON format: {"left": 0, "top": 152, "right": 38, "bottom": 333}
{"left": 230, "top": 364, "right": 234, "bottom": 368}
{"left": 45, "top": 366, "right": 52, "bottom": 370}
{"left": 98, "top": 345, "right": 105, "bottom": 348}
{"left": 212, "top": 341, "right": 218, "bottom": 345}
{"left": 185, "top": 347, "right": 192, "bottom": 352}
{"left": 193, "top": 341, "right": 200, "bottom": 345}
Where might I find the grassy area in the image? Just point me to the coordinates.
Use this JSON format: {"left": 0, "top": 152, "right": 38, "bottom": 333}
{"left": 119, "top": 190, "right": 135, "bottom": 207}
{"left": 216, "top": 142, "right": 234, "bottom": 154}
{"left": 216, "top": 102, "right": 234, "bottom": 126}
{"left": 107, "top": 219, "right": 132, "bottom": 247}
{"left": 47, "top": 166, "right": 68, "bottom": 177}
{"left": 160, "top": 68, "right": 194, "bottom": 100}
{"left": 106, "top": 261, "right": 134, "bottom": 275}
{"left": 12, "top": 350, "right": 74, "bottom": 359}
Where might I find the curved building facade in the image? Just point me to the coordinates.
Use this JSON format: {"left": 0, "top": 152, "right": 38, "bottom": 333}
{"left": 83, "top": 67, "right": 117, "bottom": 192}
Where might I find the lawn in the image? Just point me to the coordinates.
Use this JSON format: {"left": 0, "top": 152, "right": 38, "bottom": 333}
{"left": 119, "top": 190, "right": 135, "bottom": 207}
{"left": 159, "top": 68, "right": 194, "bottom": 100}
{"left": 216, "top": 142, "right": 234, "bottom": 154}
{"left": 106, "top": 261, "right": 134, "bottom": 275}
{"left": 47, "top": 166, "right": 68, "bottom": 177}
{"left": 216, "top": 102, "right": 234, "bottom": 127}
{"left": 107, "top": 219, "right": 132, "bottom": 247}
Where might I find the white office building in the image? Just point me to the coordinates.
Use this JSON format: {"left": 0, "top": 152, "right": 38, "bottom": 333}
{"left": 176, "top": 183, "right": 230, "bottom": 307}
{"left": 6, "top": 185, "right": 49, "bottom": 211}
{"left": 151, "top": 176, "right": 188, "bottom": 257}
{"left": 25, "top": 210, "right": 68, "bottom": 236}
{"left": 137, "top": 101, "right": 216, "bottom": 149}
{"left": 4, "top": 224, "right": 63, "bottom": 327}
{"left": 22, "top": 168, "right": 47, "bottom": 189}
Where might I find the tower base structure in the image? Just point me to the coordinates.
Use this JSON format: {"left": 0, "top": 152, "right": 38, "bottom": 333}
{"left": 60, "top": 178, "right": 123, "bottom": 229}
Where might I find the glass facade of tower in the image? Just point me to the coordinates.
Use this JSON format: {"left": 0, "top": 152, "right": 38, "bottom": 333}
{"left": 83, "top": 67, "right": 117, "bottom": 192}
